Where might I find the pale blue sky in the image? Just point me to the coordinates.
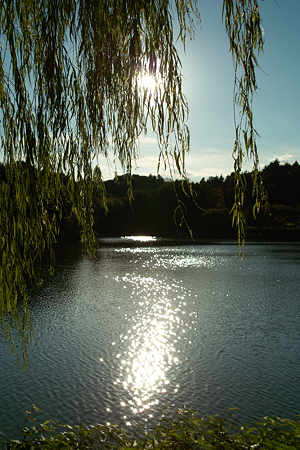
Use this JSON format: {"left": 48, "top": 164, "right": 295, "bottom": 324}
{"left": 101, "top": 0, "right": 300, "bottom": 181}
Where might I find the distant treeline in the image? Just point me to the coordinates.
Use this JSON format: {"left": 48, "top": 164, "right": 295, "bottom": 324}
{"left": 1, "top": 159, "right": 299, "bottom": 241}
{"left": 91, "top": 159, "right": 300, "bottom": 240}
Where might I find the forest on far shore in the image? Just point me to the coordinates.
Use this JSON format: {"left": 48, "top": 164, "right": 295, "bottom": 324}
{"left": 64, "top": 159, "right": 300, "bottom": 241}
{"left": 1, "top": 159, "right": 299, "bottom": 241}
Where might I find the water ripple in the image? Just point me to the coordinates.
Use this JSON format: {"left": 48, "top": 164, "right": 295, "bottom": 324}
{"left": 1, "top": 242, "right": 300, "bottom": 439}
{"left": 112, "top": 274, "right": 191, "bottom": 415}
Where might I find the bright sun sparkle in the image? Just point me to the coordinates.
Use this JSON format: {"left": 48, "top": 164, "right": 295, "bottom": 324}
{"left": 123, "top": 236, "right": 156, "bottom": 242}
{"left": 141, "top": 74, "right": 156, "bottom": 92}
{"left": 138, "top": 72, "right": 162, "bottom": 94}
{"left": 112, "top": 274, "right": 188, "bottom": 416}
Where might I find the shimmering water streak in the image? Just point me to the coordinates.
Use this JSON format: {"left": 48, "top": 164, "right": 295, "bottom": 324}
{"left": 109, "top": 244, "right": 225, "bottom": 417}
{"left": 113, "top": 274, "right": 190, "bottom": 415}
{"left": 114, "top": 244, "right": 228, "bottom": 269}
{"left": 122, "top": 236, "right": 157, "bottom": 243}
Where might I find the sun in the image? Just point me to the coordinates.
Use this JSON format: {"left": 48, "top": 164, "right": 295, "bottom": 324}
{"left": 140, "top": 74, "right": 157, "bottom": 93}
{"left": 137, "top": 70, "right": 163, "bottom": 94}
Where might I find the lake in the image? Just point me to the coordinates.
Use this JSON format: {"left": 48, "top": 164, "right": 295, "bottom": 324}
{"left": 1, "top": 238, "right": 300, "bottom": 440}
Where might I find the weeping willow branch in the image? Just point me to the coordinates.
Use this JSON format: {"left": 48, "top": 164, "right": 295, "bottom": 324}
{"left": 0, "top": 0, "right": 199, "bottom": 365}
{"left": 0, "top": 0, "right": 267, "bottom": 365}
{"left": 223, "top": 0, "right": 268, "bottom": 248}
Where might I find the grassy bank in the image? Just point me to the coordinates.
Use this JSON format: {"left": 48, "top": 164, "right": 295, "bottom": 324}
{"left": 1, "top": 407, "right": 299, "bottom": 449}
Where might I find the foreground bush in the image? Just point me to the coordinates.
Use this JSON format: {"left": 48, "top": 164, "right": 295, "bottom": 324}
{"left": 1, "top": 406, "right": 300, "bottom": 449}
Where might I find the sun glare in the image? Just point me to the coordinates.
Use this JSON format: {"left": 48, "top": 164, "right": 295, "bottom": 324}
{"left": 141, "top": 74, "right": 156, "bottom": 92}
{"left": 138, "top": 72, "right": 162, "bottom": 94}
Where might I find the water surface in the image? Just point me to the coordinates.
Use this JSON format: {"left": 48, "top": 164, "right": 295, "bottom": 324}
{"left": 1, "top": 239, "right": 299, "bottom": 439}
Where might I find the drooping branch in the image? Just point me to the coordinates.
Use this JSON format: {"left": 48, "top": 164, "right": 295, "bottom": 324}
{"left": 0, "top": 0, "right": 268, "bottom": 364}
{"left": 223, "top": 0, "right": 268, "bottom": 247}
{"left": 0, "top": 0, "right": 199, "bottom": 364}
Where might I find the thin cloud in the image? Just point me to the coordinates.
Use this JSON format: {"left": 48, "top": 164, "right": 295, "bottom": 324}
{"left": 269, "top": 154, "right": 294, "bottom": 164}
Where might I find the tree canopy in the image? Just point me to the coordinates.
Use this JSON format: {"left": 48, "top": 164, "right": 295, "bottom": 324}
{"left": 0, "top": 0, "right": 267, "bottom": 362}
{"left": 87, "top": 161, "right": 299, "bottom": 239}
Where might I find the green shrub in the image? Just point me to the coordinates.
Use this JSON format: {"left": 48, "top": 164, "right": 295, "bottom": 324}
{"left": 1, "top": 406, "right": 300, "bottom": 449}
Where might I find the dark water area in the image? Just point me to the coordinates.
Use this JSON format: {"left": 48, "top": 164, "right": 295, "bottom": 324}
{"left": 1, "top": 238, "right": 300, "bottom": 440}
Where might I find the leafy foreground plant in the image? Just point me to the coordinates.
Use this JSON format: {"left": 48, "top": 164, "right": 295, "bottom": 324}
{"left": 1, "top": 406, "right": 300, "bottom": 450}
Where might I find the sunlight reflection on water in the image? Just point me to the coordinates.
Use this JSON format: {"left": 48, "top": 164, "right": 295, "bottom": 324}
{"left": 121, "top": 235, "right": 157, "bottom": 243}
{"left": 113, "top": 274, "right": 191, "bottom": 416}
{"left": 115, "top": 245, "right": 229, "bottom": 269}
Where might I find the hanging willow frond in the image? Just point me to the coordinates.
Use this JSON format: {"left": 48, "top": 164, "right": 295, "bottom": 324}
{"left": 0, "top": 0, "right": 266, "bottom": 365}
{"left": 223, "top": 0, "right": 268, "bottom": 249}
{"left": 0, "top": 0, "right": 199, "bottom": 364}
